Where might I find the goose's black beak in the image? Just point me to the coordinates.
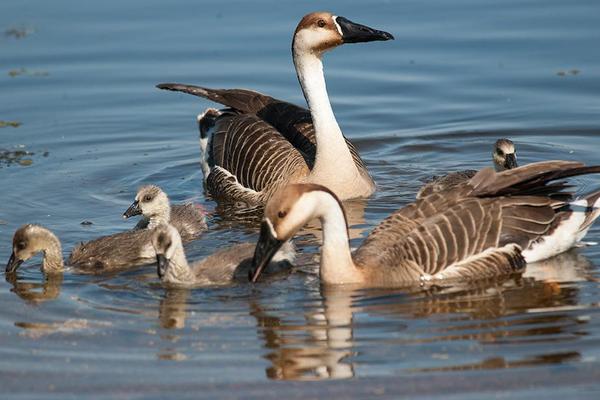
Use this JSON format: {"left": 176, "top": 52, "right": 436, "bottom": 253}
{"left": 156, "top": 254, "right": 168, "bottom": 279}
{"left": 336, "top": 16, "right": 394, "bottom": 44}
{"left": 6, "top": 252, "right": 23, "bottom": 274}
{"left": 249, "top": 220, "right": 283, "bottom": 283}
{"left": 504, "top": 153, "right": 518, "bottom": 170}
{"left": 123, "top": 200, "right": 141, "bottom": 219}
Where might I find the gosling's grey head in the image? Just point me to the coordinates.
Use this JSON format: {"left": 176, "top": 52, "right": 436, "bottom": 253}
{"left": 123, "top": 185, "right": 171, "bottom": 223}
{"left": 292, "top": 11, "right": 393, "bottom": 58}
{"left": 151, "top": 224, "right": 189, "bottom": 283}
{"left": 6, "top": 224, "right": 63, "bottom": 273}
{"left": 492, "top": 138, "right": 518, "bottom": 172}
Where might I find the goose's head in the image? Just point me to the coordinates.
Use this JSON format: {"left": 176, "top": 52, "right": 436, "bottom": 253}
{"left": 6, "top": 224, "right": 62, "bottom": 273}
{"left": 250, "top": 184, "right": 344, "bottom": 282}
{"left": 492, "top": 138, "right": 518, "bottom": 171}
{"left": 124, "top": 185, "right": 170, "bottom": 221}
{"left": 151, "top": 224, "right": 183, "bottom": 280}
{"left": 292, "top": 12, "right": 393, "bottom": 56}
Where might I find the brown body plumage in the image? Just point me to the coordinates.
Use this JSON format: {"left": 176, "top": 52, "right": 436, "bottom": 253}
{"left": 250, "top": 161, "right": 600, "bottom": 286}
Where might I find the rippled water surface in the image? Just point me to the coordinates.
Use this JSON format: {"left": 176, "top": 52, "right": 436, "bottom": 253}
{"left": 2, "top": 0, "right": 600, "bottom": 398}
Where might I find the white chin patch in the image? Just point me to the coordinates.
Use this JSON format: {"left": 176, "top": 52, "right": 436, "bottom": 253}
{"left": 332, "top": 16, "right": 343, "bottom": 36}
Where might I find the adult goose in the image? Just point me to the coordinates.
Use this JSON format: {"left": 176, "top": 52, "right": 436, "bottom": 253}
{"left": 6, "top": 224, "right": 157, "bottom": 273}
{"left": 249, "top": 161, "right": 600, "bottom": 286}
{"left": 417, "top": 138, "right": 518, "bottom": 199}
{"left": 123, "top": 185, "right": 207, "bottom": 242}
{"left": 157, "top": 12, "right": 393, "bottom": 206}
{"left": 151, "top": 224, "right": 295, "bottom": 286}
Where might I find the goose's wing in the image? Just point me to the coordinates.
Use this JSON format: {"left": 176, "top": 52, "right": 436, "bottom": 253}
{"left": 355, "top": 161, "right": 600, "bottom": 283}
{"left": 158, "top": 83, "right": 370, "bottom": 174}
{"left": 354, "top": 196, "right": 554, "bottom": 283}
{"left": 417, "top": 170, "right": 477, "bottom": 199}
{"left": 207, "top": 113, "right": 310, "bottom": 205}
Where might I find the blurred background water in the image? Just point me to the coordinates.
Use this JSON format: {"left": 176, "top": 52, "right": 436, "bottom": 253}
{"left": 1, "top": 0, "right": 600, "bottom": 398}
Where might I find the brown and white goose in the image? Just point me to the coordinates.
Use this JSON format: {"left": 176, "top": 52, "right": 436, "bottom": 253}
{"left": 417, "top": 138, "right": 518, "bottom": 199}
{"left": 157, "top": 12, "right": 393, "bottom": 206}
{"left": 249, "top": 161, "right": 600, "bottom": 286}
{"left": 151, "top": 224, "right": 295, "bottom": 286}
{"left": 123, "top": 185, "right": 207, "bottom": 242}
{"left": 6, "top": 224, "right": 157, "bottom": 273}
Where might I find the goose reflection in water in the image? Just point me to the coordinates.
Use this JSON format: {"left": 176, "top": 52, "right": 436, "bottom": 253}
{"left": 5, "top": 271, "right": 63, "bottom": 304}
{"left": 247, "top": 249, "right": 596, "bottom": 380}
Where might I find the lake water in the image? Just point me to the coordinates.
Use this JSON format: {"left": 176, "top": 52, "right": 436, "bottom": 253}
{"left": 1, "top": 0, "right": 600, "bottom": 398}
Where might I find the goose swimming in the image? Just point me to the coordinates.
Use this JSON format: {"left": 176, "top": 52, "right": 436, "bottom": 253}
{"left": 157, "top": 12, "right": 393, "bottom": 206}
{"left": 250, "top": 161, "right": 600, "bottom": 286}
{"left": 123, "top": 185, "right": 207, "bottom": 242}
{"left": 417, "top": 138, "right": 518, "bottom": 199}
{"left": 6, "top": 224, "right": 157, "bottom": 273}
{"left": 151, "top": 224, "right": 295, "bottom": 286}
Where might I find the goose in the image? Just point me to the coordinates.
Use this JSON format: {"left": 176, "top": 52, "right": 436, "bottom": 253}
{"left": 6, "top": 224, "right": 157, "bottom": 273}
{"left": 417, "top": 138, "right": 518, "bottom": 199}
{"left": 157, "top": 12, "right": 393, "bottom": 206}
{"left": 123, "top": 185, "right": 207, "bottom": 242}
{"left": 249, "top": 161, "right": 600, "bottom": 286}
{"left": 151, "top": 224, "right": 295, "bottom": 286}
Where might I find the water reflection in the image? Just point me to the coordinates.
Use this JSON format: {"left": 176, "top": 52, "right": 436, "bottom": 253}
{"left": 5, "top": 271, "right": 63, "bottom": 304}
{"left": 251, "top": 250, "right": 595, "bottom": 380}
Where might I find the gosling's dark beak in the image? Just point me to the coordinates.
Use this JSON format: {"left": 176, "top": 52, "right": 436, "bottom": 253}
{"left": 6, "top": 252, "right": 23, "bottom": 274}
{"left": 123, "top": 200, "right": 141, "bottom": 219}
{"left": 504, "top": 153, "right": 518, "bottom": 170}
{"left": 336, "top": 16, "right": 394, "bottom": 44}
{"left": 249, "top": 220, "right": 284, "bottom": 283}
{"left": 156, "top": 254, "right": 168, "bottom": 279}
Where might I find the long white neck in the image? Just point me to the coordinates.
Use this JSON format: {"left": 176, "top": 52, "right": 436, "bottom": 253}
{"left": 148, "top": 201, "right": 172, "bottom": 228}
{"left": 309, "top": 192, "right": 362, "bottom": 284}
{"left": 293, "top": 49, "right": 359, "bottom": 184}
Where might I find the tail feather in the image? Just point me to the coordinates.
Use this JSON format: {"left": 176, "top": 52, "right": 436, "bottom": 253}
{"left": 470, "top": 161, "right": 600, "bottom": 198}
{"left": 157, "top": 83, "right": 272, "bottom": 114}
{"left": 579, "top": 190, "right": 600, "bottom": 234}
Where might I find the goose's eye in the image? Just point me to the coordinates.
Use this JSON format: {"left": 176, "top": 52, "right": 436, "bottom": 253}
{"left": 317, "top": 19, "right": 326, "bottom": 28}
{"left": 17, "top": 241, "right": 26, "bottom": 251}
{"left": 144, "top": 195, "right": 153, "bottom": 202}
{"left": 496, "top": 149, "right": 504, "bottom": 156}
{"left": 278, "top": 210, "right": 287, "bottom": 219}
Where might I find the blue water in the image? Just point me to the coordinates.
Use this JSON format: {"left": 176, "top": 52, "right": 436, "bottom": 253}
{"left": 1, "top": 0, "right": 600, "bottom": 398}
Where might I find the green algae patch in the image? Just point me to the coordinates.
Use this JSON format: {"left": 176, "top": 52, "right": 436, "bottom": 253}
{"left": 0, "top": 120, "right": 21, "bottom": 128}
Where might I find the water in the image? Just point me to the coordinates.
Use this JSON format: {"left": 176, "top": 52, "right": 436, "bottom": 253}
{"left": 1, "top": 0, "right": 600, "bottom": 397}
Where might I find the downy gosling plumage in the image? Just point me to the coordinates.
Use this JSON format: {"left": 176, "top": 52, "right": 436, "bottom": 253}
{"left": 417, "top": 138, "right": 518, "bottom": 199}
{"left": 123, "top": 185, "right": 207, "bottom": 242}
{"left": 250, "top": 161, "right": 600, "bottom": 286}
{"left": 151, "top": 224, "right": 295, "bottom": 286}
{"left": 6, "top": 224, "right": 157, "bottom": 273}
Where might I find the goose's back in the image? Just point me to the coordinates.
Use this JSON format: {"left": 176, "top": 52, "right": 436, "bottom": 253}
{"left": 68, "top": 229, "right": 155, "bottom": 271}
{"left": 170, "top": 204, "right": 207, "bottom": 242}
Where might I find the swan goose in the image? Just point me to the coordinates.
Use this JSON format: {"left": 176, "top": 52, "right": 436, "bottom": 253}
{"left": 249, "top": 161, "right": 600, "bottom": 286}
{"left": 157, "top": 12, "right": 393, "bottom": 206}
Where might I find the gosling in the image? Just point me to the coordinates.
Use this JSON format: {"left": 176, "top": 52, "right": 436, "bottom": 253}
{"left": 417, "top": 138, "right": 518, "bottom": 198}
{"left": 151, "top": 224, "right": 295, "bottom": 286}
{"left": 123, "top": 185, "right": 207, "bottom": 242}
{"left": 6, "top": 224, "right": 156, "bottom": 273}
